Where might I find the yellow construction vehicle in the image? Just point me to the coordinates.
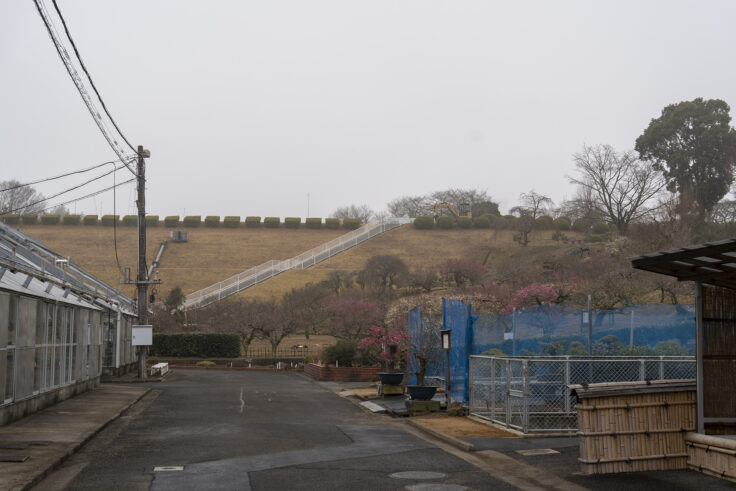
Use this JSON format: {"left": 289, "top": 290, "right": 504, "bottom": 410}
{"left": 434, "top": 202, "right": 472, "bottom": 222}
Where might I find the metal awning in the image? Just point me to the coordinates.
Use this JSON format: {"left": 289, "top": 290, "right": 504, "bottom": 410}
{"left": 631, "top": 238, "right": 736, "bottom": 289}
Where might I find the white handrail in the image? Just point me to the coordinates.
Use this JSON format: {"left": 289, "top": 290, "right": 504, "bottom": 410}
{"left": 183, "top": 219, "right": 409, "bottom": 309}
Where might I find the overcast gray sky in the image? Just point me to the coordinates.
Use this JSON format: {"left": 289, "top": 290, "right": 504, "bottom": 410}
{"left": 2, "top": 1, "right": 736, "bottom": 219}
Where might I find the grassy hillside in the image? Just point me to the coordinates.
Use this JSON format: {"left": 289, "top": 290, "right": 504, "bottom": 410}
{"left": 17, "top": 225, "right": 344, "bottom": 298}
{"left": 238, "top": 227, "right": 590, "bottom": 300}
{"left": 14, "top": 223, "right": 591, "bottom": 301}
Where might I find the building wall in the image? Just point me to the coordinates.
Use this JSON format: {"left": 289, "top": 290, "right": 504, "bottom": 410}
{"left": 0, "top": 290, "right": 105, "bottom": 425}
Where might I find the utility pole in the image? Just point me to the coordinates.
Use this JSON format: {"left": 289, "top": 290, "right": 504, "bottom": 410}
{"left": 136, "top": 145, "right": 151, "bottom": 379}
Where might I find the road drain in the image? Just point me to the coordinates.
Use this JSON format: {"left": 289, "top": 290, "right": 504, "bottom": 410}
{"left": 390, "top": 471, "right": 447, "bottom": 480}
{"left": 0, "top": 455, "right": 29, "bottom": 463}
{"left": 405, "top": 485, "right": 468, "bottom": 491}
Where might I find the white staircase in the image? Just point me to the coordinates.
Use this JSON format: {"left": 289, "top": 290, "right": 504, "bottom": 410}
{"left": 183, "top": 219, "right": 411, "bottom": 309}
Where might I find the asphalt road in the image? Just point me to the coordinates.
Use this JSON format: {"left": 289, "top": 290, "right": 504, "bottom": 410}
{"left": 34, "top": 369, "right": 511, "bottom": 491}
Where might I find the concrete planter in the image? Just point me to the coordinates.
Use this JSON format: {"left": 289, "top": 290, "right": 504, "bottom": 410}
{"left": 406, "top": 385, "right": 437, "bottom": 400}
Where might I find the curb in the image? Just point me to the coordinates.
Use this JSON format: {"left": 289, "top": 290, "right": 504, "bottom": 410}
{"left": 406, "top": 419, "right": 476, "bottom": 452}
{"left": 23, "top": 387, "right": 151, "bottom": 491}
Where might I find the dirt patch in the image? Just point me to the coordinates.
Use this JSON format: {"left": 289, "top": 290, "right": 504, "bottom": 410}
{"left": 349, "top": 386, "right": 380, "bottom": 399}
{"left": 413, "top": 414, "right": 518, "bottom": 438}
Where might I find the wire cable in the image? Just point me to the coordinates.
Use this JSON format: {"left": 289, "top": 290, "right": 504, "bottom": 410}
{"left": 32, "top": 0, "right": 136, "bottom": 176}
{"left": 30, "top": 177, "right": 135, "bottom": 215}
{"left": 50, "top": 0, "right": 137, "bottom": 155}
{"left": 0, "top": 158, "right": 133, "bottom": 192}
{"left": 0, "top": 162, "right": 130, "bottom": 215}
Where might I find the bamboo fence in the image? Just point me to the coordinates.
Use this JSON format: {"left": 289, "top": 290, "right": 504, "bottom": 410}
{"left": 572, "top": 380, "right": 696, "bottom": 474}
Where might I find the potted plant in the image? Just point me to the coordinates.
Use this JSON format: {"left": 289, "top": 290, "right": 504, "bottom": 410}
{"left": 359, "top": 325, "right": 407, "bottom": 386}
{"left": 406, "top": 312, "right": 442, "bottom": 400}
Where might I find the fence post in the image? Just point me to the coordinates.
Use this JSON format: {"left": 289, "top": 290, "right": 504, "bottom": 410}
{"left": 564, "top": 356, "right": 571, "bottom": 414}
{"left": 490, "top": 357, "right": 496, "bottom": 421}
{"left": 468, "top": 356, "right": 474, "bottom": 413}
{"left": 659, "top": 356, "right": 665, "bottom": 380}
{"left": 522, "top": 359, "right": 529, "bottom": 433}
{"left": 639, "top": 359, "right": 646, "bottom": 381}
{"left": 505, "top": 358, "right": 511, "bottom": 429}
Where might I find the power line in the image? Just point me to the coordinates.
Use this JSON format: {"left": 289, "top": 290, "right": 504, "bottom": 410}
{"left": 50, "top": 0, "right": 137, "bottom": 155}
{"left": 28, "top": 177, "right": 135, "bottom": 215}
{"left": 0, "top": 158, "right": 134, "bottom": 192}
{"left": 32, "top": 0, "right": 136, "bottom": 176}
{"left": 0, "top": 162, "right": 130, "bottom": 215}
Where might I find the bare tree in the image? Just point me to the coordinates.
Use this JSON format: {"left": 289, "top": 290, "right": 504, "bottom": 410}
{"left": 281, "top": 283, "right": 330, "bottom": 339}
{"left": 709, "top": 200, "right": 736, "bottom": 224}
{"left": 510, "top": 190, "right": 552, "bottom": 246}
{"left": 330, "top": 204, "right": 374, "bottom": 223}
{"left": 261, "top": 305, "right": 297, "bottom": 356}
{"left": 388, "top": 188, "right": 498, "bottom": 218}
{"left": 360, "top": 255, "right": 408, "bottom": 294}
{"left": 0, "top": 180, "right": 46, "bottom": 215}
{"left": 387, "top": 195, "right": 433, "bottom": 218}
{"left": 430, "top": 188, "right": 491, "bottom": 211}
{"left": 569, "top": 144, "right": 665, "bottom": 234}
{"left": 231, "top": 298, "right": 274, "bottom": 355}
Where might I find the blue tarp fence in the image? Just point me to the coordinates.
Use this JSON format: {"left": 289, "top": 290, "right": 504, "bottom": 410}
{"left": 407, "top": 301, "right": 695, "bottom": 404}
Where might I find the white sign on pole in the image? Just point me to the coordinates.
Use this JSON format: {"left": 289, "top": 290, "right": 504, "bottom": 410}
{"left": 132, "top": 325, "right": 153, "bottom": 346}
{"left": 504, "top": 332, "right": 514, "bottom": 340}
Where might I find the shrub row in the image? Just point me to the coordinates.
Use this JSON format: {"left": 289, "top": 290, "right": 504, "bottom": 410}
{"left": 150, "top": 333, "right": 240, "bottom": 358}
{"left": 6, "top": 213, "right": 365, "bottom": 230}
{"left": 2, "top": 214, "right": 20, "bottom": 225}
{"left": 413, "top": 214, "right": 578, "bottom": 231}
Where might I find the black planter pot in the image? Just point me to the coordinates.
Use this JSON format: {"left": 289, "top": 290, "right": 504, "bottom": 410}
{"left": 406, "top": 385, "right": 437, "bottom": 400}
{"left": 377, "top": 372, "right": 404, "bottom": 385}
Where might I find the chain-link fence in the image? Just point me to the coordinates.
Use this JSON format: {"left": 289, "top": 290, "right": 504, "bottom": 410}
{"left": 469, "top": 355, "right": 695, "bottom": 434}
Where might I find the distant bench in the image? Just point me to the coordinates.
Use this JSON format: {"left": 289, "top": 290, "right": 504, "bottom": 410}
{"left": 151, "top": 362, "right": 169, "bottom": 377}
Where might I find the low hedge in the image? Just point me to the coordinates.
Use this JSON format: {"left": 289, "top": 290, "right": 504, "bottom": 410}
{"left": 342, "top": 218, "right": 361, "bottom": 230}
{"left": 305, "top": 217, "right": 322, "bottom": 229}
{"left": 183, "top": 216, "right": 201, "bottom": 227}
{"left": 205, "top": 216, "right": 220, "bottom": 227}
{"left": 554, "top": 217, "right": 571, "bottom": 231}
{"left": 264, "top": 217, "right": 280, "bottom": 228}
{"left": 535, "top": 215, "right": 554, "bottom": 230}
{"left": 122, "top": 215, "right": 137, "bottom": 227}
{"left": 101, "top": 215, "right": 119, "bottom": 226}
{"left": 63, "top": 214, "right": 81, "bottom": 225}
{"left": 21, "top": 214, "right": 38, "bottom": 225}
{"left": 150, "top": 333, "right": 240, "bottom": 358}
{"left": 83, "top": 215, "right": 98, "bottom": 225}
{"left": 413, "top": 216, "right": 434, "bottom": 230}
{"left": 146, "top": 215, "right": 160, "bottom": 227}
{"left": 41, "top": 214, "right": 60, "bottom": 225}
{"left": 436, "top": 216, "right": 454, "bottom": 229}
{"left": 164, "top": 216, "right": 180, "bottom": 227}
{"left": 592, "top": 221, "right": 611, "bottom": 234}
{"left": 473, "top": 216, "right": 491, "bottom": 229}
{"left": 245, "top": 216, "right": 261, "bottom": 228}
{"left": 2, "top": 214, "right": 20, "bottom": 225}
{"left": 325, "top": 218, "right": 340, "bottom": 229}
{"left": 224, "top": 216, "right": 241, "bottom": 228}
{"left": 284, "top": 217, "right": 301, "bottom": 229}
{"left": 456, "top": 216, "right": 473, "bottom": 229}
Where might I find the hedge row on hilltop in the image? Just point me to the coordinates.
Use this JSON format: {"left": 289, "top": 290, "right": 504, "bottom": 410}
{"left": 413, "top": 214, "right": 614, "bottom": 233}
{"left": 1, "top": 214, "right": 366, "bottom": 230}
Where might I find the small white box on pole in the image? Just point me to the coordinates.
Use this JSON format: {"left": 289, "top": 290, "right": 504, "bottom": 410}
{"left": 504, "top": 332, "right": 514, "bottom": 340}
{"left": 132, "top": 325, "right": 153, "bottom": 346}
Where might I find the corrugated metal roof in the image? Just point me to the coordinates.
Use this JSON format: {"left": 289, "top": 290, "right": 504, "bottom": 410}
{"left": 631, "top": 238, "right": 736, "bottom": 290}
{"left": 0, "top": 222, "right": 134, "bottom": 314}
